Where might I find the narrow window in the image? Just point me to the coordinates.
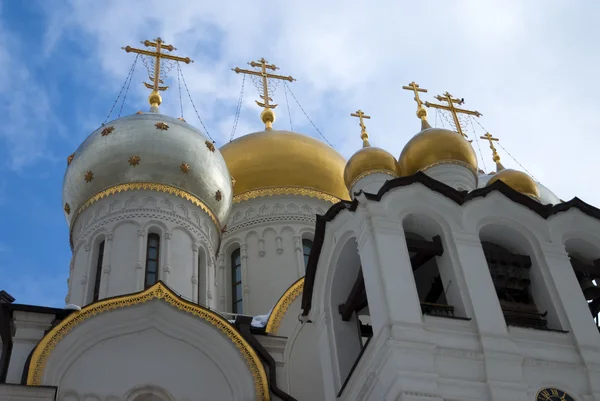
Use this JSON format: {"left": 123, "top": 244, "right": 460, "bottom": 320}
{"left": 198, "top": 252, "right": 206, "bottom": 305}
{"left": 145, "top": 233, "right": 160, "bottom": 288}
{"left": 302, "top": 239, "right": 313, "bottom": 269}
{"left": 92, "top": 241, "right": 105, "bottom": 302}
{"left": 231, "top": 248, "right": 243, "bottom": 314}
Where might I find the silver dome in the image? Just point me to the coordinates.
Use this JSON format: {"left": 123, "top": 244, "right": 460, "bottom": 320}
{"left": 477, "top": 173, "right": 560, "bottom": 205}
{"left": 63, "top": 113, "right": 232, "bottom": 227}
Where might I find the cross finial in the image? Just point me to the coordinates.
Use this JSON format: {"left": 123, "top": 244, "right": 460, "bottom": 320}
{"left": 232, "top": 58, "right": 296, "bottom": 130}
{"left": 402, "top": 82, "right": 429, "bottom": 122}
{"left": 480, "top": 132, "right": 504, "bottom": 171}
{"left": 350, "top": 110, "right": 371, "bottom": 147}
{"left": 425, "top": 92, "right": 481, "bottom": 138}
{"left": 122, "top": 37, "right": 194, "bottom": 111}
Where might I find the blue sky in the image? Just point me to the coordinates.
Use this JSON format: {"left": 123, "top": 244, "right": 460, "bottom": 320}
{"left": 1, "top": 0, "right": 599, "bottom": 307}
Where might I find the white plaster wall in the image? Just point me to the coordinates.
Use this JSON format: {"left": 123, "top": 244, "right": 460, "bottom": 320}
{"left": 307, "top": 182, "right": 600, "bottom": 401}
{"left": 43, "top": 300, "right": 257, "bottom": 401}
{"left": 5, "top": 311, "right": 55, "bottom": 384}
{"left": 423, "top": 163, "right": 477, "bottom": 191}
{"left": 219, "top": 195, "right": 331, "bottom": 315}
{"left": 349, "top": 172, "right": 395, "bottom": 198}
{"left": 68, "top": 190, "right": 219, "bottom": 307}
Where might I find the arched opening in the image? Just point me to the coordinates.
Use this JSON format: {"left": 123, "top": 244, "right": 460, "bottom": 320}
{"left": 480, "top": 224, "right": 560, "bottom": 331}
{"left": 564, "top": 237, "right": 600, "bottom": 330}
{"left": 133, "top": 395, "right": 164, "bottom": 401}
{"left": 231, "top": 248, "right": 242, "bottom": 314}
{"left": 403, "top": 213, "right": 466, "bottom": 318}
{"left": 302, "top": 238, "right": 313, "bottom": 269}
{"left": 145, "top": 233, "right": 160, "bottom": 289}
{"left": 329, "top": 237, "right": 371, "bottom": 393}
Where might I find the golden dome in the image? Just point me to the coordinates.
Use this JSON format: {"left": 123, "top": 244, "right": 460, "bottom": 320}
{"left": 220, "top": 130, "right": 349, "bottom": 202}
{"left": 487, "top": 169, "right": 540, "bottom": 200}
{"left": 397, "top": 127, "right": 478, "bottom": 176}
{"left": 344, "top": 147, "right": 397, "bottom": 189}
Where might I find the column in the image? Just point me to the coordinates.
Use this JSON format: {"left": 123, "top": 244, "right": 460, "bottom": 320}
{"left": 162, "top": 231, "right": 172, "bottom": 284}
{"left": 293, "top": 235, "right": 305, "bottom": 277}
{"left": 100, "top": 232, "right": 113, "bottom": 299}
{"left": 135, "top": 229, "right": 145, "bottom": 291}
{"left": 217, "top": 253, "right": 225, "bottom": 310}
{"left": 82, "top": 243, "right": 92, "bottom": 304}
{"left": 192, "top": 243, "right": 199, "bottom": 303}
{"left": 356, "top": 214, "right": 423, "bottom": 334}
{"left": 241, "top": 243, "right": 249, "bottom": 313}
{"left": 540, "top": 244, "right": 600, "bottom": 395}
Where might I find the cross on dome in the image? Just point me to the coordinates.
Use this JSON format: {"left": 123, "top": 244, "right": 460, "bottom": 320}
{"left": 425, "top": 92, "right": 481, "bottom": 138}
{"left": 232, "top": 58, "right": 296, "bottom": 130}
{"left": 350, "top": 109, "right": 371, "bottom": 147}
{"left": 122, "top": 37, "right": 194, "bottom": 111}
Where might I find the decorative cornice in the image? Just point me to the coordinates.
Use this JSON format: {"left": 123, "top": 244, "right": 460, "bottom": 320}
{"left": 27, "top": 282, "right": 270, "bottom": 401}
{"left": 265, "top": 277, "right": 304, "bottom": 334}
{"left": 233, "top": 187, "right": 340, "bottom": 204}
{"left": 349, "top": 169, "right": 396, "bottom": 189}
{"left": 70, "top": 182, "right": 221, "bottom": 248}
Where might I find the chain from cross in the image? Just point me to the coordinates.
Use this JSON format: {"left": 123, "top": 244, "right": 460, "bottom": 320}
{"left": 480, "top": 132, "right": 502, "bottom": 165}
{"left": 122, "top": 38, "right": 193, "bottom": 94}
{"left": 232, "top": 58, "right": 295, "bottom": 109}
{"left": 425, "top": 92, "right": 481, "bottom": 138}
{"left": 350, "top": 109, "right": 371, "bottom": 141}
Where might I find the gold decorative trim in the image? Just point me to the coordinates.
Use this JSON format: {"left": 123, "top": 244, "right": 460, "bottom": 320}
{"left": 27, "top": 282, "right": 270, "bottom": 401}
{"left": 71, "top": 182, "right": 220, "bottom": 232}
{"left": 265, "top": 277, "right": 304, "bottom": 334}
{"left": 234, "top": 187, "right": 341, "bottom": 204}
{"left": 419, "top": 160, "right": 478, "bottom": 175}
{"left": 349, "top": 169, "right": 397, "bottom": 189}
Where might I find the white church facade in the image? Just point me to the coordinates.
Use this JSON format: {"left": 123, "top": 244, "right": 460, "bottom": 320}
{"left": 1, "top": 40, "right": 600, "bottom": 401}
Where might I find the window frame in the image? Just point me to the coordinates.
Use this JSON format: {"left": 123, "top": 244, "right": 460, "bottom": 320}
{"left": 145, "top": 233, "right": 161, "bottom": 289}
{"left": 302, "top": 238, "right": 313, "bottom": 269}
{"left": 231, "top": 248, "right": 243, "bottom": 314}
{"left": 92, "top": 240, "right": 105, "bottom": 302}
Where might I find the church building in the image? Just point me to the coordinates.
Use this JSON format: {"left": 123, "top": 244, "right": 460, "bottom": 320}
{"left": 1, "top": 38, "right": 600, "bottom": 401}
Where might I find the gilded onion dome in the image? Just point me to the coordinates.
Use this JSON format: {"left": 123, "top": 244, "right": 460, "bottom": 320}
{"left": 487, "top": 169, "right": 540, "bottom": 200}
{"left": 479, "top": 132, "right": 540, "bottom": 201}
{"left": 220, "top": 130, "right": 349, "bottom": 202}
{"left": 62, "top": 112, "right": 233, "bottom": 227}
{"left": 344, "top": 110, "right": 397, "bottom": 189}
{"left": 397, "top": 120, "right": 478, "bottom": 176}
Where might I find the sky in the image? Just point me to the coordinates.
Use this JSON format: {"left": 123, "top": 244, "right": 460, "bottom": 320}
{"left": 0, "top": 0, "right": 599, "bottom": 307}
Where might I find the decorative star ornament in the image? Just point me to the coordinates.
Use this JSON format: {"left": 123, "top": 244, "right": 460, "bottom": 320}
{"left": 215, "top": 190, "right": 222, "bottom": 201}
{"left": 64, "top": 203, "right": 71, "bottom": 215}
{"left": 67, "top": 153, "right": 75, "bottom": 166}
{"left": 101, "top": 126, "right": 115, "bottom": 136}
{"left": 84, "top": 171, "right": 94, "bottom": 183}
{"left": 128, "top": 156, "right": 141, "bottom": 166}
{"left": 155, "top": 122, "right": 169, "bottom": 131}
{"left": 180, "top": 162, "right": 190, "bottom": 174}
{"left": 205, "top": 141, "right": 216, "bottom": 152}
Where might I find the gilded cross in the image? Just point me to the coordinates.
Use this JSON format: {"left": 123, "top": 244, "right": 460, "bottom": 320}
{"left": 402, "top": 81, "right": 428, "bottom": 109}
{"left": 350, "top": 109, "right": 371, "bottom": 144}
{"left": 425, "top": 92, "right": 482, "bottom": 138}
{"left": 232, "top": 58, "right": 295, "bottom": 109}
{"left": 480, "top": 132, "right": 503, "bottom": 169}
{"left": 122, "top": 38, "right": 193, "bottom": 107}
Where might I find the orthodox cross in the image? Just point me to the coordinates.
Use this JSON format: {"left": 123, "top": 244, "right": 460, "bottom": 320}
{"left": 425, "top": 92, "right": 481, "bottom": 138}
{"left": 402, "top": 81, "right": 428, "bottom": 109}
{"left": 232, "top": 58, "right": 295, "bottom": 109}
{"left": 480, "top": 132, "right": 504, "bottom": 169}
{"left": 122, "top": 38, "right": 193, "bottom": 106}
{"left": 350, "top": 109, "right": 371, "bottom": 145}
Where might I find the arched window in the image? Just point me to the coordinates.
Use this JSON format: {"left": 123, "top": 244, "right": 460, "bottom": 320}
{"left": 198, "top": 251, "right": 206, "bottom": 305}
{"left": 145, "top": 234, "right": 160, "bottom": 288}
{"left": 92, "top": 241, "right": 105, "bottom": 302}
{"left": 231, "top": 248, "right": 242, "bottom": 314}
{"left": 302, "top": 239, "right": 313, "bottom": 269}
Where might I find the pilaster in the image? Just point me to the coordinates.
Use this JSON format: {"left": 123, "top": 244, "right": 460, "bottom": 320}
{"left": 162, "top": 231, "right": 172, "bottom": 284}
{"left": 100, "top": 232, "right": 113, "bottom": 299}
{"left": 135, "top": 229, "right": 145, "bottom": 292}
{"left": 192, "top": 243, "right": 199, "bottom": 303}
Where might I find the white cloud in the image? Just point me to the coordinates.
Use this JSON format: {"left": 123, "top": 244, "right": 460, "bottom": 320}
{"left": 37, "top": 0, "right": 600, "bottom": 205}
